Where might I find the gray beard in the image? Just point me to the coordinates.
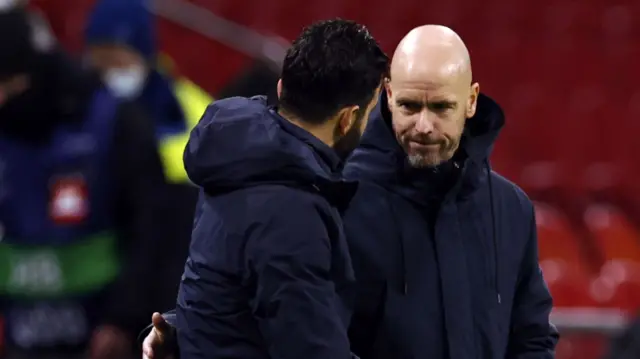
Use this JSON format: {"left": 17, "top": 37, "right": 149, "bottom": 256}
{"left": 407, "top": 153, "right": 447, "bottom": 168}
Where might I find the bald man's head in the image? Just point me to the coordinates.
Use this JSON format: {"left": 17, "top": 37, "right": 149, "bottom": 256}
{"left": 386, "top": 25, "right": 480, "bottom": 168}
{"left": 391, "top": 25, "right": 471, "bottom": 84}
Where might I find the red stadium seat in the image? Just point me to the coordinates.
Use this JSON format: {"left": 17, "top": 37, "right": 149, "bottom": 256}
{"left": 536, "top": 202, "right": 593, "bottom": 273}
{"left": 585, "top": 205, "right": 640, "bottom": 312}
{"left": 597, "top": 260, "right": 640, "bottom": 311}
{"left": 584, "top": 204, "right": 640, "bottom": 263}
{"left": 535, "top": 202, "right": 600, "bottom": 307}
{"left": 542, "top": 261, "right": 597, "bottom": 307}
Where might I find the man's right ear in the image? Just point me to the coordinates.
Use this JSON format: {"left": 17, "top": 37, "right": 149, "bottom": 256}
{"left": 277, "top": 79, "right": 283, "bottom": 99}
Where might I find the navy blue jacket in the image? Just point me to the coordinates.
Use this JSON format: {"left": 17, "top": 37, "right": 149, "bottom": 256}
{"left": 175, "top": 96, "right": 357, "bottom": 359}
{"left": 343, "top": 93, "right": 559, "bottom": 359}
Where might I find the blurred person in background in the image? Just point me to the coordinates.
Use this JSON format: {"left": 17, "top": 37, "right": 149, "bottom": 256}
{"left": 84, "top": 0, "right": 211, "bottom": 314}
{"left": 84, "top": 0, "right": 211, "bottom": 185}
{"left": 142, "top": 24, "right": 558, "bottom": 359}
{"left": 85, "top": 0, "right": 280, "bottom": 112}
{"left": 0, "top": 7, "right": 165, "bottom": 359}
{"left": 83, "top": 0, "right": 284, "bottom": 319}
{"left": 3, "top": 0, "right": 56, "bottom": 53}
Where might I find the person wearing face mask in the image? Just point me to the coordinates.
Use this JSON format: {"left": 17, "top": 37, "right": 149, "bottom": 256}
{"left": 0, "top": 7, "right": 167, "bottom": 359}
{"left": 84, "top": 0, "right": 212, "bottom": 185}
{"left": 84, "top": 0, "right": 213, "bottom": 325}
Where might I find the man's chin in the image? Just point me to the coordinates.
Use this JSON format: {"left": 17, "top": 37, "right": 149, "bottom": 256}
{"left": 407, "top": 154, "right": 445, "bottom": 169}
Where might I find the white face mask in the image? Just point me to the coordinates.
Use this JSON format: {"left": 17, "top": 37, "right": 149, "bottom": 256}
{"left": 104, "top": 66, "right": 146, "bottom": 99}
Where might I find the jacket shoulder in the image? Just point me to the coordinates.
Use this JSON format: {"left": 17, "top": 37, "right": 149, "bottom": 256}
{"left": 245, "top": 184, "right": 332, "bottom": 210}
{"left": 489, "top": 171, "right": 535, "bottom": 219}
{"left": 190, "top": 185, "right": 336, "bottom": 266}
{"left": 205, "top": 184, "right": 335, "bottom": 230}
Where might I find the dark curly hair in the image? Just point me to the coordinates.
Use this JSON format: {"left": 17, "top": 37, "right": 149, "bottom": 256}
{"left": 279, "top": 19, "right": 389, "bottom": 124}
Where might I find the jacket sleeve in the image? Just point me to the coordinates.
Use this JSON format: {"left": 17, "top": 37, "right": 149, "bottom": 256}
{"left": 102, "top": 102, "right": 167, "bottom": 334}
{"left": 507, "top": 211, "right": 560, "bottom": 358}
{"left": 176, "top": 195, "right": 352, "bottom": 359}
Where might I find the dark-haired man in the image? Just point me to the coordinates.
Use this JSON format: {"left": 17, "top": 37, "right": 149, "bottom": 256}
{"left": 172, "top": 19, "right": 387, "bottom": 359}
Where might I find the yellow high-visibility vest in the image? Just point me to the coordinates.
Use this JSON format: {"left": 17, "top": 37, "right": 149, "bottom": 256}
{"left": 158, "top": 78, "right": 212, "bottom": 184}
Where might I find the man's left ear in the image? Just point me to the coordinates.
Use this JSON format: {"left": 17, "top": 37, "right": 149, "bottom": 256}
{"left": 337, "top": 105, "right": 359, "bottom": 136}
{"left": 466, "top": 82, "right": 480, "bottom": 118}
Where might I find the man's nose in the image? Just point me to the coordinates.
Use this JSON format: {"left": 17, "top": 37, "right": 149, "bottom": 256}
{"left": 414, "top": 110, "right": 435, "bottom": 134}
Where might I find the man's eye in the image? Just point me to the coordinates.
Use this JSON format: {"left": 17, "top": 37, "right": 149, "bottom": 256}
{"left": 398, "top": 102, "right": 420, "bottom": 111}
{"left": 430, "top": 102, "right": 453, "bottom": 111}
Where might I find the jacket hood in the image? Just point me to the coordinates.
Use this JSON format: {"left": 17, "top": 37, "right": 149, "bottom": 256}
{"left": 184, "top": 96, "right": 347, "bottom": 196}
{"left": 85, "top": 0, "right": 156, "bottom": 60}
{"left": 344, "top": 91, "right": 505, "bottom": 204}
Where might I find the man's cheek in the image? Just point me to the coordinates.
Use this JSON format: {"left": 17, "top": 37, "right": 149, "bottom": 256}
{"left": 391, "top": 113, "right": 411, "bottom": 132}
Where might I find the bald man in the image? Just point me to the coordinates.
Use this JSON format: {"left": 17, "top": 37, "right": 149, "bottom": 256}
{"left": 343, "top": 25, "right": 558, "bottom": 358}
{"left": 140, "top": 25, "right": 558, "bottom": 359}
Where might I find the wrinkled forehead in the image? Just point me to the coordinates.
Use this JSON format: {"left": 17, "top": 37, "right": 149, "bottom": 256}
{"left": 389, "top": 76, "right": 469, "bottom": 104}
{"left": 389, "top": 51, "right": 470, "bottom": 97}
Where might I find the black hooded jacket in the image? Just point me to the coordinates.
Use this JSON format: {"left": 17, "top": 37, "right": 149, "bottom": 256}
{"left": 342, "top": 92, "right": 559, "bottom": 358}
{"left": 176, "top": 96, "right": 357, "bottom": 359}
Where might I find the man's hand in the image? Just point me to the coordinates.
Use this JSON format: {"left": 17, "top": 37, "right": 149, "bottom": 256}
{"left": 142, "top": 312, "right": 175, "bottom": 359}
{"left": 90, "top": 324, "right": 132, "bottom": 359}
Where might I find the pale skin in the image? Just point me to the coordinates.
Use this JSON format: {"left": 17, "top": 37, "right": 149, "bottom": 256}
{"left": 387, "top": 25, "right": 479, "bottom": 168}
{"left": 142, "top": 24, "right": 479, "bottom": 359}
{"left": 143, "top": 312, "right": 175, "bottom": 359}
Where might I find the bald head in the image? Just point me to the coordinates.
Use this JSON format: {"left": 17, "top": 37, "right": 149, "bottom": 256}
{"left": 386, "top": 25, "right": 480, "bottom": 169}
{"left": 391, "top": 25, "right": 471, "bottom": 85}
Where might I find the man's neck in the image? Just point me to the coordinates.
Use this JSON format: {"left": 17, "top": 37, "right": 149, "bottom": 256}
{"left": 277, "top": 109, "right": 335, "bottom": 147}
